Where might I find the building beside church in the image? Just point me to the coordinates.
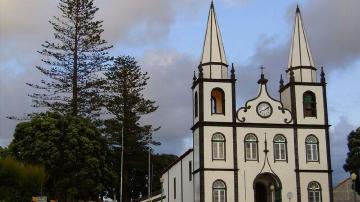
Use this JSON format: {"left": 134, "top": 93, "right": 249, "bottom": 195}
{"left": 159, "top": 3, "right": 333, "bottom": 202}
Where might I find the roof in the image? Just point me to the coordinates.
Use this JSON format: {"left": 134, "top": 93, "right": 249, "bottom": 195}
{"left": 160, "top": 149, "right": 193, "bottom": 176}
{"left": 200, "top": 1, "right": 227, "bottom": 66}
{"left": 288, "top": 5, "right": 315, "bottom": 69}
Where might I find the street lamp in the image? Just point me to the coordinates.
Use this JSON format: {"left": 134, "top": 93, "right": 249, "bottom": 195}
{"left": 270, "top": 185, "right": 275, "bottom": 202}
{"left": 351, "top": 172, "right": 357, "bottom": 202}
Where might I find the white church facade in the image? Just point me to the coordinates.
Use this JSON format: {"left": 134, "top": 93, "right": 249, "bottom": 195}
{"left": 159, "top": 3, "right": 333, "bottom": 202}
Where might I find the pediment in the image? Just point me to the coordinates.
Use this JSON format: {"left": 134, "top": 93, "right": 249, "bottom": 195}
{"left": 236, "top": 83, "right": 293, "bottom": 124}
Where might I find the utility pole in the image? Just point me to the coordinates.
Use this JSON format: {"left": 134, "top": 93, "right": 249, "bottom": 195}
{"left": 148, "top": 133, "right": 152, "bottom": 201}
{"left": 120, "top": 125, "right": 124, "bottom": 202}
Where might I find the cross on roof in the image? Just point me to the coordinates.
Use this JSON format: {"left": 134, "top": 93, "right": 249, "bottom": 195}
{"left": 260, "top": 65, "right": 265, "bottom": 74}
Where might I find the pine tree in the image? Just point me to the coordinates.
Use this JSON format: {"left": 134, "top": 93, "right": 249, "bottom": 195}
{"left": 27, "top": 0, "right": 112, "bottom": 118}
{"left": 344, "top": 127, "right": 360, "bottom": 193}
{"left": 102, "top": 56, "right": 159, "bottom": 201}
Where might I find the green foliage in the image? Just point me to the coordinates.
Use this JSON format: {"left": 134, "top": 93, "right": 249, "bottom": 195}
{"left": 344, "top": 127, "right": 360, "bottom": 193}
{"left": 0, "top": 146, "right": 9, "bottom": 158}
{"left": 101, "top": 56, "right": 160, "bottom": 200}
{"left": 27, "top": 0, "right": 112, "bottom": 117}
{"left": 0, "top": 158, "right": 46, "bottom": 202}
{"left": 9, "top": 112, "right": 116, "bottom": 201}
{"left": 151, "top": 154, "right": 178, "bottom": 193}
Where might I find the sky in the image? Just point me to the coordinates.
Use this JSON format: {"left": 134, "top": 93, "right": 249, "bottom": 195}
{"left": 1, "top": 0, "right": 360, "bottom": 186}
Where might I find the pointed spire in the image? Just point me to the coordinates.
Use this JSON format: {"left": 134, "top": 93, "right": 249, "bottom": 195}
{"left": 279, "top": 74, "right": 284, "bottom": 89}
{"left": 321, "top": 66, "right": 326, "bottom": 83}
{"left": 193, "top": 71, "right": 197, "bottom": 82}
{"left": 231, "top": 63, "right": 235, "bottom": 79}
{"left": 200, "top": 1, "right": 227, "bottom": 66}
{"left": 288, "top": 5, "right": 315, "bottom": 69}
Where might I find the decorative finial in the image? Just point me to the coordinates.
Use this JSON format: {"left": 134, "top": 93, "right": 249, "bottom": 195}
{"left": 296, "top": 4, "right": 300, "bottom": 13}
{"left": 289, "top": 70, "right": 295, "bottom": 82}
{"left": 279, "top": 74, "right": 284, "bottom": 89}
{"left": 210, "top": 0, "right": 214, "bottom": 8}
{"left": 193, "top": 71, "right": 197, "bottom": 82}
{"left": 231, "top": 63, "right": 235, "bottom": 80}
{"left": 198, "top": 64, "right": 203, "bottom": 78}
{"left": 321, "top": 66, "right": 326, "bottom": 84}
{"left": 264, "top": 133, "right": 269, "bottom": 154}
{"left": 260, "top": 65, "right": 265, "bottom": 75}
{"left": 257, "top": 66, "right": 268, "bottom": 84}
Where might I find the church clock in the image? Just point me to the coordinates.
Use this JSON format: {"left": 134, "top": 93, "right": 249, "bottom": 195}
{"left": 256, "top": 101, "right": 273, "bottom": 118}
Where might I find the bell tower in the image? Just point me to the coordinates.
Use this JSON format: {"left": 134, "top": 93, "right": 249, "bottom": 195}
{"left": 192, "top": 2, "right": 238, "bottom": 202}
{"left": 280, "top": 5, "right": 333, "bottom": 202}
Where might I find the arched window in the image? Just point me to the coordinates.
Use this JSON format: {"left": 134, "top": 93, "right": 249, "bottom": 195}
{"left": 194, "top": 92, "right": 198, "bottom": 117}
{"left": 211, "top": 88, "right": 225, "bottom": 114}
{"left": 303, "top": 91, "right": 317, "bottom": 117}
{"left": 306, "top": 135, "right": 319, "bottom": 162}
{"left": 244, "top": 134, "right": 258, "bottom": 161}
{"left": 212, "top": 133, "right": 225, "bottom": 160}
{"left": 213, "top": 180, "right": 227, "bottom": 202}
{"left": 308, "top": 181, "right": 322, "bottom": 202}
{"left": 273, "top": 134, "right": 287, "bottom": 161}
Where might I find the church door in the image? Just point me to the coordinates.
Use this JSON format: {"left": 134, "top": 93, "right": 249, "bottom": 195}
{"left": 255, "top": 182, "right": 268, "bottom": 202}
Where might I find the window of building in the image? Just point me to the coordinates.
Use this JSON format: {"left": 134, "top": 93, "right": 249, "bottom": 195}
{"left": 306, "top": 135, "right": 319, "bottom": 162}
{"left": 244, "top": 134, "right": 258, "bottom": 161}
{"left": 189, "top": 161, "right": 192, "bottom": 181}
{"left": 303, "top": 91, "right": 317, "bottom": 117}
{"left": 211, "top": 88, "right": 225, "bottom": 114}
{"left": 213, "top": 180, "right": 226, "bottom": 202}
{"left": 212, "top": 133, "right": 225, "bottom": 160}
{"left": 173, "top": 177, "right": 176, "bottom": 199}
{"left": 195, "top": 92, "right": 198, "bottom": 117}
{"left": 308, "top": 181, "right": 322, "bottom": 202}
{"left": 273, "top": 134, "right": 287, "bottom": 161}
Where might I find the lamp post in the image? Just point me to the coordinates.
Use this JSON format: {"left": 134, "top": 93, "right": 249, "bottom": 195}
{"left": 270, "top": 185, "right": 275, "bottom": 202}
{"left": 351, "top": 172, "right": 357, "bottom": 202}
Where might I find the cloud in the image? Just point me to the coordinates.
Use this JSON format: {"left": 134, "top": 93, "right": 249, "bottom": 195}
{"left": 330, "top": 117, "right": 356, "bottom": 185}
{"left": 139, "top": 49, "right": 197, "bottom": 155}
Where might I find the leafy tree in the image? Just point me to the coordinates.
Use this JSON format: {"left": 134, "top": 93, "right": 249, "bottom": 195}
{"left": 0, "top": 158, "right": 46, "bottom": 202}
{"left": 27, "top": 0, "right": 112, "bottom": 118}
{"left": 102, "top": 56, "right": 159, "bottom": 201}
{"left": 151, "top": 154, "right": 178, "bottom": 193}
{"left": 9, "top": 112, "right": 116, "bottom": 201}
{"left": 0, "top": 146, "right": 9, "bottom": 158}
{"left": 344, "top": 127, "right": 360, "bottom": 193}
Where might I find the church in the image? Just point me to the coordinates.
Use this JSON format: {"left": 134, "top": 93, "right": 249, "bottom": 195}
{"left": 159, "top": 2, "right": 333, "bottom": 202}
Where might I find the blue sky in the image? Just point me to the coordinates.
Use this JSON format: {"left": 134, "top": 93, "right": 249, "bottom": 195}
{"left": 1, "top": 0, "right": 359, "bottom": 186}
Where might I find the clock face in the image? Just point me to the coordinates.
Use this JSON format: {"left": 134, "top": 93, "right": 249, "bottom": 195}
{"left": 256, "top": 102, "right": 273, "bottom": 118}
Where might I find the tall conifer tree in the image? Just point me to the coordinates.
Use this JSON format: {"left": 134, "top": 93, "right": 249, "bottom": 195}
{"left": 28, "top": 0, "right": 112, "bottom": 118}
{"left": 102, "top": 56, "right": 159, "bottom": 200}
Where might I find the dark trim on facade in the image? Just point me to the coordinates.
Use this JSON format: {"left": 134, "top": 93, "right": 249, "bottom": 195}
{"left": 280, "top": 81, "right": 323, "bottom": 93}
{"left": 193, "top": 168, "right": 238, "bottom": 174}
{"left": 160, "top": 149, "right": 193, "bottom": 176}
{"left": 295, "top": 169, "right": 332, "bottom": 173}
{"left": 322, "top": 79, "right": 334, "bottom": 202}
{"left": 231, "top": 76, "right": 239, "bottom": 202}
{"left": 289, "top": 80, "right": 302, "bottom": 202}
{"left": 286, "top": 65, "right": 316, "bottom": 72}
{"left": 191, "top": 78, "right": 233, "bottom": 89}
{"left": 199, "top": 61, "right": 229, "bottom": 68}
{"left": 198, "top": 74, "right": 205, "bottom": 202}
{"left": 191, "top": 121, "right": 330, "bottom": 130}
